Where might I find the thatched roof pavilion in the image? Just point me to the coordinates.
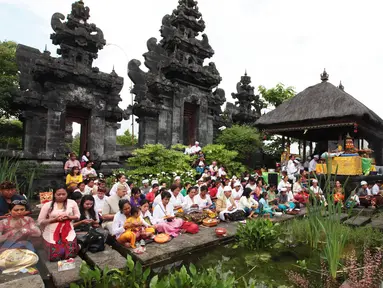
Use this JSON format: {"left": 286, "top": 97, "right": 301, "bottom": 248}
{"left": 255, "top": 70, "right": 383, "bottom": 164}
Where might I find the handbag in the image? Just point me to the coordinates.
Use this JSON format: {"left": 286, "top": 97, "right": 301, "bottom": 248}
{"left": 78, "top": 228, "right": 105, "bottom": 253}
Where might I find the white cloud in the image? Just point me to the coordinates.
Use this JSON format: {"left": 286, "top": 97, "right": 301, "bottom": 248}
{"left": 2, "top": 0, "right": 383, "bottom": 136}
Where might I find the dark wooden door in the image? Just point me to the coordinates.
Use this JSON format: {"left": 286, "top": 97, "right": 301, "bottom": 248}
{"left": 183, "top": 103, "right": 197, "bottom": 145}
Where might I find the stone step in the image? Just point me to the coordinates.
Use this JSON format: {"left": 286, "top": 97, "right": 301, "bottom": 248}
{"left": 328, "top": 213, "right": 351, "bottom": 222}
{"left": 82, "top": 245, "right": 127, "bottom": 271}
{"left": 344, "top": 216, "right": 371, "bottom": 227}
{"left": 350, "top": 207, "right": 376, "bottom": 217}
{"left": 37, "top": 249, "right": 83, "bottom": 288}
{"left": 0, "top": 274, "right": 44, "bottom": 288}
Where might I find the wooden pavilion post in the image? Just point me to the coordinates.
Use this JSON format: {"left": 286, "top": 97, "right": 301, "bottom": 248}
{"left": 282, "top": 136, "right": 285, "bottom": 151}
{"left": 298, "top": 140, "right": 302, "bottom": 156}
{"left": 303, "top": 140, "right": 307, "bottom": 162}
{"left": 309, "top": 141, "right": 313, "bottom": 156}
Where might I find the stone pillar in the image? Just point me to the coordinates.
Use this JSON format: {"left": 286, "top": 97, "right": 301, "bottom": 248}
{"left": 22, "top": 109, "right": 48, "bottom": 157}
{"left": 158, "top": 109, "right": 172, "bottom": 147}
{"left": 138, "top": 116, "right": 158, "bottom": 146}
{"left": 104, "top": 121, "right": 120, "bottom": 160}
{"left": 88, "top": 110, "right": 105, "bottom": 160}
{"left": 206, "top": 115, "right": 214, "bottom": 144}
{"left": 172, "top": 97, "right": 182, "bottom": 145}
{"left": 197, "top": 100, "right": 208, "bottom": 146}
{"left": 46, "top": 108, "right": 66, "bottom": 158}
{"left": 65, "top": 121, "right": 73, "bottom": 151}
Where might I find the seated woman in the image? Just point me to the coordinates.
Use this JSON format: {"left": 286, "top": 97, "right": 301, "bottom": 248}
{"left": 216, "top": 186, "right": 238, "bottom": 221}
{"left": 153, "top": 192, "right": 184, "bottom": 237}
{"left": 278, "top": 188, "right": 296, "bottom": 212}
{"left": 238, "top": 188, "right": 258, "bottom": 219}
{"left": 102, "top": 183, "right": 128, "bottom": 233}
{"left": 71, "top": 191, "right": 83, "bottom": 207}
{"left": 333, "top": 180, "right": 345, "bottom": 206}
{"left": 74, "top": 182, "right": 86, "bottom": 195}
{"left": 267, "top": 184, "right": 278, "bottom": 205}
{"left": 112, "top": 200, "right": 132, "bottom": 245}
{"left": 139, "top": 200, "right": 156, "bottom": 236}
{"left": 110, "top": 174, "right": 131, "bottom": 198}
{"left": 182, "top": 186, "right": 200, "bottom": 212}
{"left": 130, "top": 187, "right": 142, "bottom": 209}
{"left": 74, "top": 195, "right": 100, "bottom": 232}
{"left": 81, "top": 161, "right": 97, "bottom": 179}
{"left": 153, "top": 187, "right": 169, "bottom": 208}
{"left": 0, "top": 200, "right": 41, "bottom": 252}
{"left": 66, "top": 167, "right": 83, "bottom": 191}
{"left": 38, "top": 188, "right": 80, "bottom": 262}
{"left": 195, "top": 185, "right": 213, "bottom": 210}
{"left": 169, "top": 184, "right": 184, "bottom": 211}
{"left": 293, "top": 176, "right": 309, "bottom": 205}
{"left": 258, "top": 192, "right": 276, "bottom": 217}
{"left": 277, "top": 176, "right": 289, "bottom": 194}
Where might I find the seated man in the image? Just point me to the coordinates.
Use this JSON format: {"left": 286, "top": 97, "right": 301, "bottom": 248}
{"left": 357, "top": 181, "right": 371, "bottom": 208}
{"left": 216, "top": 186, "right": 238, "bottom": 221}
{"left": 0, "top": 181, "right": 30, "bottom": 217}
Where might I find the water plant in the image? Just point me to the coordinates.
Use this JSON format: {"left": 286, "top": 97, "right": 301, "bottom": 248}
{"left": 70, "top": 255, "right": 260, "bottom": 288}
{"left": 236, "top": 219, "right": 281, "bottom": 250}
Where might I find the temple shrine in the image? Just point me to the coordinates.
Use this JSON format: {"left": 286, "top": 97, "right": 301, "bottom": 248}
{"left": 128, "top": 0, "right": 226, "bottom": 147}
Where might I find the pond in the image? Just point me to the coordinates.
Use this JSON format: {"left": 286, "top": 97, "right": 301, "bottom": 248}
{"left": 155, "top": 243, "right": 322, "bottom": 287}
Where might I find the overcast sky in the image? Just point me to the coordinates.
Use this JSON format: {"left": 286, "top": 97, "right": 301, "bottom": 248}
{"left": 1, "top": 0, "right": 383, "bottom": 139}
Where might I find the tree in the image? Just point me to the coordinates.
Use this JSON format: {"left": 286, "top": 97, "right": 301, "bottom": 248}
{"left": 215, "top": 125, "right": 262, "bottom": 162}
{"left": 0, "top": 118, "right": 22, "bottom": 149}
{"left": 0, "top": 41, "right": 19, "bottom": 118}
{"left": 258, "top": 83, "right": 296, "bottom": 159}
{"left": 67, "top": 133, "right": 80, "bottom": 155}
{"left": 116, "top": 129, "right": 138, "bottom": 147}
{"left": 258, "top": 83, "right": 295, "bottom": 108}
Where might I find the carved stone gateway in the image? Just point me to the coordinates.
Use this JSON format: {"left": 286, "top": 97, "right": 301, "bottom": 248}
{"left": 15, "top": 0, "right": 128, "bottom": 186}
{"left": 128, "top": 0, "right": 226, "bottom": 146}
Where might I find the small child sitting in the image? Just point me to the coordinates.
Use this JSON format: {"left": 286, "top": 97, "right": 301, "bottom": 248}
{"left": 119, "top": 207, "right": 146, "bottom": 248}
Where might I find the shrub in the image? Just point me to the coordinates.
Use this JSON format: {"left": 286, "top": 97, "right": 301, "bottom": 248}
{"left": 236, "top": 219, "right": 281, "bottom": 250}
{"left": 202, "top": 144, "right": 246, "bottom": 176}
{"left": 215, "top": 125, "right": 262, "bottom": 162}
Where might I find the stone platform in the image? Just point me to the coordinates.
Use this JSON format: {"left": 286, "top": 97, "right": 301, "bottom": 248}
{"left": 112, "top": 222, "right": 238, "bottom": 268}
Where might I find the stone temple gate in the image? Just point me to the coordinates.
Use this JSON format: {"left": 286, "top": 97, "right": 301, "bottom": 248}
{"left": 15, "top": 0, "right": 129, "bottom": 185}
{"left": 128, "top": 0, "right": 226, "bottom": 147}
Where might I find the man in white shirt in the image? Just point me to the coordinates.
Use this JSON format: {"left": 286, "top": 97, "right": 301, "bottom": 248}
{"left": 287, "top": 156, "right": 298, "bottom": 183}
{"left": 309, "top": 155, "right": 319, "bottom": 173}
{"left": 93, "top": 189, "right": 108, "bottom": 214}
{"left": 372, "top": 181, "right": 380, "bottom": 196}
{"left": 190, "top": 141, "right": 202, "bottom": 155}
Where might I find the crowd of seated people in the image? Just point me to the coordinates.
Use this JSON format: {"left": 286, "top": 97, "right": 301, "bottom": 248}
{"left": 2, "top": 150, "right": 383, "bottom": 265}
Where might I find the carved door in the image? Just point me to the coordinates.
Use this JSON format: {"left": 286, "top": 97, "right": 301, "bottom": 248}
{"left": 183, "top": 103, "right": 197, "bottom": 145}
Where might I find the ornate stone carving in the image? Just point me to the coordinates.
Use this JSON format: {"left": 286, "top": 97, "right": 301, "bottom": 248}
{"left": 15, "top": 0, "right": 128, "bottom": 162}
{"left": 229, "top": 72, "right": 265, "bottom": 125}
{"left": 128, "top": 0, "right": 225, "bottom": 145}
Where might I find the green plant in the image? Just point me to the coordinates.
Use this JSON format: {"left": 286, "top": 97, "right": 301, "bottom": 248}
{"left": 215, "top": 125, "right": 262, "bottom": 162}
{"left": 0, "top": 157, "right": 45, "bottom": 198}
{"left": 236, "top": 219, "right": 281, "bottom": 250}
{"left": 202, "top": 144, "right": 246, "bottom": 176}
{"left": 123, "top": 144, "right": 196, "bottom": 185}
{"left": 70, "top": 256, "right": 151, "bottom": 288}
{"left": 348, "top": 225, "right": 383, "bottom": 248}
{"left": 71, "top": 256, "right": 258, "bottom": 288}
